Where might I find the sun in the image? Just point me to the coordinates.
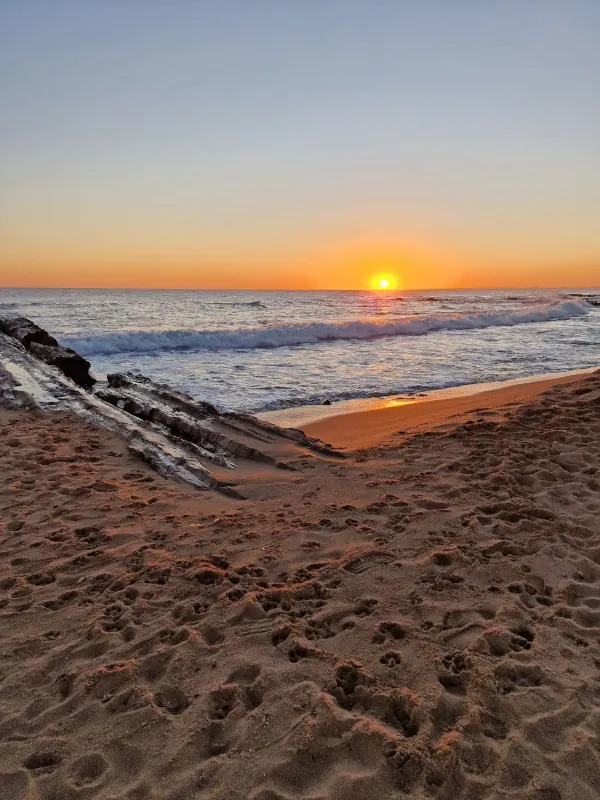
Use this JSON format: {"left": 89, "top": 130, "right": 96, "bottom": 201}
{"left": 370, "top": 272, "right": 399, "bottom": 291}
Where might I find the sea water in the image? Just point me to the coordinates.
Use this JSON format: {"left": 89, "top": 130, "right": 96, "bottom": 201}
{"left": 0, "top": 288, "right": 598, "bottom": 413}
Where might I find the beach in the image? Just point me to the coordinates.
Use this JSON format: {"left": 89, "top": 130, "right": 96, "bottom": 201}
{"left": 2, "top": 367, "right": 600, "bottom": 799}
{"left": 3, "top": 1, "right": 600, "bottom": 796}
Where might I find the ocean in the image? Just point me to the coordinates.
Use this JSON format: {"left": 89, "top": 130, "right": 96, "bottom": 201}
{"left": 0, "top": 288, "right": 598, "bottom": 413}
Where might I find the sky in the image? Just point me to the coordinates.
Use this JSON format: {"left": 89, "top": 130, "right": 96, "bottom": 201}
{"left": 1, "top": 1, "right": 599, "bottom": 290}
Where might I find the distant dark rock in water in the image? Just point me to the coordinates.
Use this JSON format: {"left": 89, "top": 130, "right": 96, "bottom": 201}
{"left": 411, "top": 296, "right": 441, "bottom": 302}
{"left": 568, "top": 293, "right": 600, "bottom": 307}
{"left": 29, "top": 342, "right": 95, "bottom": 389}
{"left": 0, "top": 316, "right": 95, "bottom": 389}
{"left": 0, "top": 316, "right": 58, "bottom": 349}
{"left": 322, "top": 399, "right": 332, "bottom": 405}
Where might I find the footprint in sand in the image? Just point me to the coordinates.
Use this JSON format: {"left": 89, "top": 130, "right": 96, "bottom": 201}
{"left": 380, "top": 650, "right": 402, "bottom": 667}
{"left": 442, "top": 607, "right": 496, "bottom": 647}
{"left": 70, "top": 752, "right": 109, "bottom": 786}
{"left": 304, "top": 608, "right": 356, "bottom": 640}
{"left": 494, "top": 661, "right": 543, "bottom": 694}
{"left": 154, "top": 686, "right": 189, "bottom": 715}
{"left": 288, "top": 639, "right": 320, "bottom": 662}
{"left": 438, "top": 651, "right": 469, "bottom": 694}
{"left": 23, "top": 751, "right": 62, "bottom": 772}
{"left": 373, "top": 621, "right": 408, "bottom": 644}
{"left": 472, "top": 625, "right": 535, "bottom": 657}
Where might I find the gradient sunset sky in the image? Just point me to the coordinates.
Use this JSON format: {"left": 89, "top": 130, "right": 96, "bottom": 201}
{"left": 1, "top": 1, "right": 599, "bottom": 290}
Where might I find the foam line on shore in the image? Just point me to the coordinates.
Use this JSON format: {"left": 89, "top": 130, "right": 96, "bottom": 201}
{"left": 261, "top": 367, "right": 597, "bottom": 432}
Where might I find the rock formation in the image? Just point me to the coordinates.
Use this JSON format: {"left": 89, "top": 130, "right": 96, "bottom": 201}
{"left": 0, "top": 316, "right": 59, "bottom": 348}
{"left": 28, "top": 342, "right": 96, "bottom": 389}
{"left": 0, "top": 316, "right": 95, "bottom": 388}
{"left": 0, "top": 317, "right": 341, "bottom": 495}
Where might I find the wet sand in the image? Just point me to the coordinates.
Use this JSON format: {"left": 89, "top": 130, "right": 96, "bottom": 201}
{"left": 303, "top": 370, "right": 593, "bottom": 450}
{"left": 1, "top": 369, "right": 600, "bottom": 799}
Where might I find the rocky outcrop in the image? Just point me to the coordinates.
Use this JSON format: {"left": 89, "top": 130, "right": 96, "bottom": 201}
{"left": 0, "top": 316, "right": 95, "bottom": 389}
{"left": 0, "top": 324, "right": 342, "bottom": 494}
{"left": 96, "top": 371, "right": 341, "bottom": 468}
{"left": 29, "top": 342, "right": 95, "bottom": 389}
{"left": 0, "top": 316, "right": 59, "bottom": 349}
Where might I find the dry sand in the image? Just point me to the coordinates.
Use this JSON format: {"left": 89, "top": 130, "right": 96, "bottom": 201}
{"left": 1, "top": 369, "right": 600, "bottom": 800}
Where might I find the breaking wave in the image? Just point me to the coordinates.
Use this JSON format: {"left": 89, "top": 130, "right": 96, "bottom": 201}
{"left": 62, "top": 299, "right": 592, "bottom": 357}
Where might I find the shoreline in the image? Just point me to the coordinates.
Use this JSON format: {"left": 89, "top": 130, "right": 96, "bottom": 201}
{"left": 300, "top": 367, "right": 597, "bottom": 449}
{"left": 260, "top": 366, "right": 597, "bottom": 431}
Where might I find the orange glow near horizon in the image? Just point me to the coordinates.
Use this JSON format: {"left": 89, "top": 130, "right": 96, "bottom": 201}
{"left": 0, "top": 240, "right": 599, "bottom": 291}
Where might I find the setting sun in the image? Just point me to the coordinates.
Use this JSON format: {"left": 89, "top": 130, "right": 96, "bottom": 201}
{"left": 370, "top": 272, "right": 400, "bottom": 291}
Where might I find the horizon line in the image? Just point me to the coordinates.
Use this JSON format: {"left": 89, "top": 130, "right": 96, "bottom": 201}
{"left": 1, "top": 285, "right": 599, "bottom": 293}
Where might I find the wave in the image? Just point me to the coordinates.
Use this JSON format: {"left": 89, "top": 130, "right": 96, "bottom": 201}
{"left": 211, "top": 300, "right": 266, "bottom": 308}
{"left": 0, "top": 300, "right": 55, "bottom": 308}
{"left": 62, "top": 299, "right": 591, "bottom": 357}
{"left": 392, "top": 293, "right": 569, "bottom": 304}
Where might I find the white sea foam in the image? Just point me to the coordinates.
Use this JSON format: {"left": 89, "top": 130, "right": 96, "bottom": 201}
{"left": 62, "top": 299, "right": 591, "bottom": 357}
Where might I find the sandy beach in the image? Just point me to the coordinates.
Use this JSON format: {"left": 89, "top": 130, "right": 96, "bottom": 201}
{"left": 3, "top": 1, "right": 600, "bottom": 796}
{"left": 1, "top": 368, "right": 600, "bottom": 799}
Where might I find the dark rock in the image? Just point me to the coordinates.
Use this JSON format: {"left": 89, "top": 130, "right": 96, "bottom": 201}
{"left": 104, "top": 371, "right": 342, "bottom": 459}
{"left": 322, "top": 399, "right": 332, "bottom": 406}
{"left": 0, "top": 317, "right": 58, "bottom": 349}
{"left": 28, "top": 342, "right": 95, "bottom": 389}
{"left": 0, "top": 316, "right": 95, "bottom": 389}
